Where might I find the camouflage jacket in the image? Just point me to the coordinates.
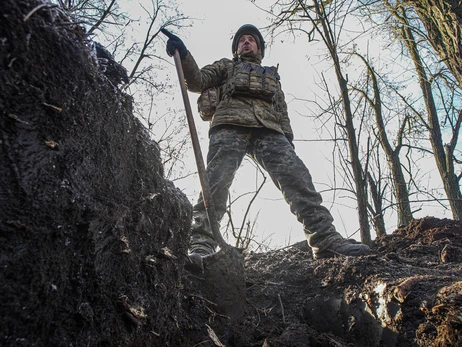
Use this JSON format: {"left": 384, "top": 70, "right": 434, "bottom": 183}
{"left": 181, "top": 52, "right": 293, "bottom": 138}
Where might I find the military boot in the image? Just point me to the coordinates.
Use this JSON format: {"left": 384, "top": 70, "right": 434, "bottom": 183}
{"left": 185, "top": 221, "right": 217, "bottom": 272}
{"left": 313, "top": 238, "right": 371, "bottom": 259}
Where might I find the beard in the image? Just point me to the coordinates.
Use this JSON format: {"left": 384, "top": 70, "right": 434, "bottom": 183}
{"left": 238, "top": 49, "right": 262, "bottom": 63}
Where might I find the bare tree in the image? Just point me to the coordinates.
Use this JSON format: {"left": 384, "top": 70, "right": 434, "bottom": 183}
{"left": 121, "top": 0, "right": 190, "bottom": 87}
{"left": 267, "top": 0, "right": 373, "bottom": 244}
{"left": 385, "top": 2, "right": 462, "bottom": 219}
{"left": 350, "top": 52, "right": 414, "bottom": 227}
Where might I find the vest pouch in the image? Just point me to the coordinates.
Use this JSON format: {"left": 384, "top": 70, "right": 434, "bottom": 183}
{"left": 249, "top": 68, "right": 264, "bottom": 97}
{"left": 262, "top": 71, "right": 278, "bottom": 99}
{"left": 233, "top": 68, "right": 251, "bottom": 92}
{"left": 197, "top": 87, "right": 219, "bottom": 121}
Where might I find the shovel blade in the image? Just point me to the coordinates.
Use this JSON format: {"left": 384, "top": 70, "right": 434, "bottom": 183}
{"left": 189, "top": 247, "right": 246, "bottom": 321}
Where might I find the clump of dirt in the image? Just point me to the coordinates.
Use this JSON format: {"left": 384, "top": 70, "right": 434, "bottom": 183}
{"left": 1, "top": 1, "right": 461, "bottom": 347}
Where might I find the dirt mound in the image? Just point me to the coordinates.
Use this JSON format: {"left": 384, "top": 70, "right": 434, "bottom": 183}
{"left": 1, "top": 1, "right": 461, "bottom": 346}
{"left": 1, "top": 1, "right": 194, "bottom": 345}
{"left": 224, "top": 217, "right": 461, "bottom": 347}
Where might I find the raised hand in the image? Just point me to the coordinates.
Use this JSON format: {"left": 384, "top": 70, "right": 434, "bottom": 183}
{"left": 161, "top": 28, "right": 187, "bottom": 59}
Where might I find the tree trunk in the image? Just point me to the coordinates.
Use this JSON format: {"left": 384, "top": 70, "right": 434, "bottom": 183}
{"left": 389, "top": 153, "right": 414, "bottom": 226}
{"left": 313, "top": 0, "right": 372, "bottom": 244}
{"left": 355, "top": 53, "right": 414, "bottom": 227}
{"left": 367, "top": 173, "right": 387, "bottom": 237}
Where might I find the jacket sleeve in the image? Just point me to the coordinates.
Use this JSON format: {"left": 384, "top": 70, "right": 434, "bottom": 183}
{"left": 275, "top": 82, "right": 293, "bottom": 137}
{"left": 181, "top": 52, "right": 230, "bottom": 93}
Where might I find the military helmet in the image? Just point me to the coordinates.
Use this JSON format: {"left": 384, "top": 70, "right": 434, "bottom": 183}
{"left": 232, "top": 24, "right": 265, "bottom": 58}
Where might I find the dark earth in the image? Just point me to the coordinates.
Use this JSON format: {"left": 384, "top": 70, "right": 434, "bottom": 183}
{"left": 1, "top": 1, "right": 461, "bottom": 346}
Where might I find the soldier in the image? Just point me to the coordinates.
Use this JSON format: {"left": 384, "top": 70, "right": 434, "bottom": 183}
{"left": 164, "top": 24, "right": 370, "bottom": 264}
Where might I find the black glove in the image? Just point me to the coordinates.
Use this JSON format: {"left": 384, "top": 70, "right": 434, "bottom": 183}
{"left": 160, "top": 28, "right": 188, "bottom": 59}
{"left": 286, "top": 134, "right": 295, "bottom": 149}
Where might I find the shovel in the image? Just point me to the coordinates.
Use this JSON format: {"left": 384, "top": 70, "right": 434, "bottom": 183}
{"left": 162, "top": 29, "right": 245, "bottom": 319}
{"left": 161, "top": 29, "right": 242, "bottom": 262}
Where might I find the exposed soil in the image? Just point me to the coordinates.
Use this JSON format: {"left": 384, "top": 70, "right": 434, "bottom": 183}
{"left": 235, "top": 218, "right": 462, "bottom": 347}
{"left": 1, "top": 1, "right": 461, "bottom": 346}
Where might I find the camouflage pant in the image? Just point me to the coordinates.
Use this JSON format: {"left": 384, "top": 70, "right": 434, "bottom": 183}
{"left": 190, "top": 126, "right": 343, "bottom": 255}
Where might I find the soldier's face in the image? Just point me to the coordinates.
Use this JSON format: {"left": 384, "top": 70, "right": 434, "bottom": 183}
{"left": 237, "top": 34, "right": 258, "bottom": 55}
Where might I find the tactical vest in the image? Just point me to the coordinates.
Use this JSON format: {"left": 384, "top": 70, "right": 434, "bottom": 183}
{"left": 224, "top": 61, "right": 279, "bottom": 101}
{"left": 197, "top": 61, "right": 280, "bottom": 121}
